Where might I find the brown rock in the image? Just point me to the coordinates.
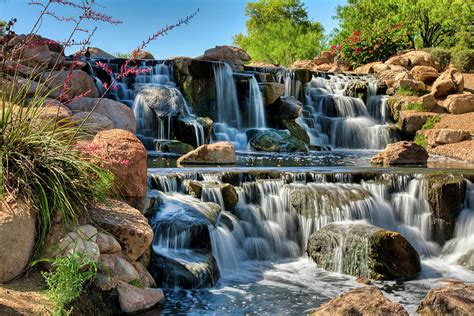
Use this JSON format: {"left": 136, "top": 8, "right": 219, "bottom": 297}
{"left": 116, "top": 281, "right": 164, "bottom": 313}
{"left": 396, "top": 79, "right": 425, "bottom": 91}
{"left": 399, "top": 110, "right": 438, "bottom": 135}
{"left": 96, "top": 232, "right": 122, "bottom": 254}
{"left": 411, "top": 66, "right": 439, "bottom": 83}
{"left": 177, "top": 142, "right": 236, "bottom": 166}
{"left": 0, "top": 195, "right": 36, "bottom": 283}
{"left": 90, "top": 199, "right": 153, "bottom": 261}
{"left": 131, "top": 261, "right": 156, "bottom": 288}
{"left": 260, "top": 82, "right": 285, "bottom": 106}
{"left": 354, "top": 61, "right": 383, "bottom": 74}
{"left": 434, "top": 112, "right": 474, "bottom": 134}
{"left": 97, "top": 253, "right": 140, "bottom": 290}
{"left": 42, "top": 70, "right": 100, "bottom": 99}
{"left": 386, "top": 55, "right": 410, "bottom": 67}
{"left": 310, "top": 287, "right": 408, "bottom": 316}
{"left": 419, "top": 94, "right": 437, "bottom": 112}
{"left": 371, "top": 141, "right": 428, "bottom": 166}
{"left": 443, "top": 94, "right": 474, "bottom": 114}
{"left": 75, "top": 47, "right": 114, "bottom": 59}
{"left": 72, "top": 112, "right": 114, "bottom": 134}
{"left": 201, "top": 45, "right": 251, "bottom": 71}
{"left": 428, "top": 140, "right": 474, "bottom": 162}
{"left": 431, "top": 67, "right": 464, "bottom": 98}
{"left": 68, "top": 97, "right": 136, "bottom": 133}
{"left": 90, "top": 129, "right": 147, "bottom": 209}
{"left": 38, "top": 102, "right": 73, "bottom": 126}
{"left": 134, "top": 50, "right": 155, "bottom": 60}
{"left": 416, "top": 283, "right": 474, "bottom": 316}
{"left": 421, "top": 129, "right": 471, "bottom": 147}
{"left": 403, "top": 50, "right": 436, "bottom": 68}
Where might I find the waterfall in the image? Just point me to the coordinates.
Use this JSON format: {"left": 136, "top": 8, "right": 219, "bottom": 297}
{"left": 442, "top": 180, "right": 474, "bottom": 269}
{"left": 300, "top": 74, "right": 396, "bottom": 149}
{"left": 148, "top": 171, "right": 453, "bottom": 288}
{"left": 212, "top": 63, "right": 241, "bottom": 129}
{"left": 246, "top": 75, "right": 266, "bottom": 128}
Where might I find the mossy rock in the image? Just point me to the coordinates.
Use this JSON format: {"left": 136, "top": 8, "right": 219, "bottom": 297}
{"left": 155, "top": 140, "right": 194, "bottom": 154}
{"left": 282, "top": 120, "right": 310, "bottom": 145}
{"left": 306, "top": 222, "right": 420, "bottom": 280}
{"left": 345, "top": 80, "right": 369, "bottom": 104}
{"left": 247, "top": 128, "right": 308, "bottom": 153}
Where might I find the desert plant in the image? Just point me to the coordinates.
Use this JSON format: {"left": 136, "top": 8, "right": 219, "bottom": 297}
{"left": 405, "top": 102, "right": 426, "bottom": 111}
{"left": 38, "top": 251, "right": 98, "bottom": 315}
{"left": 431, "top": 48, "right": 452, "bottom": 70}
{"left": 451, "top": 49, "right": 474, "bottom": 73}
{"left": 422, "top": 116, "right": 441, "bottom": 130}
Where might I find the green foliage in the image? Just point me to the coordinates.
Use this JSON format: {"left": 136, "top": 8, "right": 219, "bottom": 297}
{"left": 451, "top": 49, "right": 474, "bottom": 73}
{"left": 333, "top": 0, "right": 472, "bottom": 50}
{"left": 40, "top": 252, "right": 97, "bottom": 315}
{"left": 0, "top": 20, "right": 7, "bottom": 35}
{"left": 128, "top": 279, "right": 143, "bottom": 288}
{"left": 115, "top": 52, "right": 132, "bottom": 58}
{"left": 233, "top": 0, "right": 325, "bottom": 66}
{"left": 1, "top": 79, "right": 115, "bottom": 258}
{"left": 422, "top": 116, "right": 441, "bottom": 130}
{"left": 396, "top": 86, "right": 426, "bottom": 97}
{"left": 414, "top": 134, "right": 428, "bottom": 148}
{"left": 405, "top": 103, "right": 426, "bottom": 112}
{"left": 431, "top": 48, "right": 452, "bottom": 69}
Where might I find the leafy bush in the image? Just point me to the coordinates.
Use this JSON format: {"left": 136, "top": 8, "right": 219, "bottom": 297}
{"left": 414, "top": 133, "right": 427, "bottom": 148}
{"left": 1, "top": 87, "right": 115, "bottom": 258}
{"left": 451, "top": 49, "right": 474, "bottom": 73}
{"left": 405, "top": 103, "right": 426, "bottom": 111}
{"left": 396, "top": 86, "right": 427, "bottom": 97}
{"left": 40, "top": 252, "right": 97, "bottom": 315}
{"left": 431, "top": 48, "right": 452, "bottom": 70}
{"left": 334, "top": 24, "right": 410, "bottom": 68}
{"left": 422, "top": 116, "right": 441, "bottom": 130}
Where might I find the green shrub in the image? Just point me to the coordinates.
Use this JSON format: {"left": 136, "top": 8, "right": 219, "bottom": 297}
{"left": 414, "top": 133, "right": 427, "bottom": 148}
{"left": 431, "top": 48, "right": 452, "bottom": 70}
{"left": 451, "top": 49, "right": 474, "bottom": 73}
{"left": 422, "top": 116, "right": 441, "bottom": 130}
{"left": 405, "top": 103, "right": 426, "bottom": 111}
{"left": 1, "top": 75, "right": 115, "bottom": 258}
{"left": 39, "top": 252, "right": 97, "bottom": 315}
{"left": 396, "top": 86, "right": 426, "bottom": 97}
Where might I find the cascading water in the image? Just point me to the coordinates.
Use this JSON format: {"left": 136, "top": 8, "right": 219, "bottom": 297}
{"left": 299, "top": 74, "right": 396, "bottom": 149}
{"left": 211, "top": 63, "right": 266, "bottom": 150}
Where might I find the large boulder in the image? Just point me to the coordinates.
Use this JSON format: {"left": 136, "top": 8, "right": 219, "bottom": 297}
{"left": 0, "top": 195, "right": 36, "bottom": 283}
{"left": 72, "top": 112, "right": 114, "bottom": 134}
{"left": 442, "top": 94, "right": 474, "bottom": 114}
{"left": 411, "top": 66, "right": 439, "bottom": 83}
{"left": 77, "top": 47, "right": 114, "bottom": 59}
{"left": 416, "top": 282, "right": 474, "bottom": 316}
{"left": 422, "top": 173, "right": 466, "bottom": 244}
{"left": 247, "top": 129, "right": 308, "bottom": 152}
{"left": 260, "top": 82, "right": 285, "bottom": 106}
{"left": 200, "top": 45, "right": 251, "bottom": 71}
{"left": 354, "top": 61, "right": 384, "bottom": 74}
{"left": 282, "top": 120, "right": 310, "bottom": 145}
{"left": 345, "top": 80, "right": 369, "bottom": 103}
{"left": 177, "top": 142, "right": 236, "bottom": 166}
{"left": 403, "top": 50, "right": 437, "bottom": 68}
{"left": 306, "top": 222, "right": 421, "bottom": 280}
{"left": 371, "top": 141, "right": 429, "bottom": 166}
{"left": 150, "top": 248, "right": 220, "bottom": 289}
{"left": 310, "top": 287, "right": 408, "bottom": 316}
{"left": 135, "top": 86, "right": 187, "bottom": 118}
{"left": 431, "top": 67, "right": 464, "bottom": 98}
{"left": 90, "top": 199, "right": 153, "bottom": 261}
{"left": 272, "top": 96, "right": 303, "bottom": 121}
{"left": 421, "top": 129, "right": 471, "bottom": 147}
{"left": 42, "top": 70, "right": 100, "bottom": 99}
{"left": 429, "top": 140, "right": 474, "bottom": 163}
{"left": 398, "top": 110, "right": 438, "bottom": 135}
{"left": 89, "top": 129, "right": 147, "bottom": 209}
{"left": 69, "top": 97, "right": 136, "bottom": 133}
{"left": 116, "top": 281, "right": 164, "bottom": 313}
{"left": 134, "top": 50, "right": 155, "bottom": 60}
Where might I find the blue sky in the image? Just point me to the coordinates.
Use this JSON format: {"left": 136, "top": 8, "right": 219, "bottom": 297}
{"left": 0, "top": 0, "right": 346, "bottom": 58}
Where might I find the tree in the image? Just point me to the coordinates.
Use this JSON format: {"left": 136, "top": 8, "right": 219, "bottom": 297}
{"left": 234, "top": 0, "right": 325, "bottom": 66}
{"left": 333, "top": 0, "right": 472, "bottom": 49}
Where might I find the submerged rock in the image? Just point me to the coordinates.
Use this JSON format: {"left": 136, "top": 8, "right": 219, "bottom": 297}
{"left": 177, "top": 142, "right": 236, "bottom": 166}
{"left": 310, "top": 287, "right": 408, "bottom": 316}
{"left": 306, "top": 222, "right": 421, "bottom": 280}
{"left": 247, "top": 129, "right": 308, "bottom": 152}
{"left": 422, "top": 173, "right": 466, "bottom": 244}
{"left": 0, "top": 194, "right": 36, "bottom": 283}
{"left": 416, "top": 282, "right": 474, "bottom": 316}
{"left": 371, "top": 141, "right": 428, "bottom": 166}
{"left": 150, "top": 248, "right": 219, "bottom": 289}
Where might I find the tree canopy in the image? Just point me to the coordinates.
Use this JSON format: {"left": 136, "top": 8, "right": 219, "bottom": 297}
{"left": 234, "top": 0, "right": 325, "bottom": 66}
{"left": 333, "top": 0, "right": 473, "bottom": 49}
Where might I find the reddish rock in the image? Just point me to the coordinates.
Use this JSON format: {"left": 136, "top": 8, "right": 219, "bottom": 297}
{"left": 411, "top": 66, "right": 439, "bottom": 83}
{"left": 0, "top": 195, "right": 36, "bottom": 283}
{"left": 354, "top": 61, "right": 384, "bottom": 74}
{"left": 177, "top": 141, "right": 236, "bottom": 166}
{"left": 371, "top": 141, "right": 429, "bottom": 166}
{"left": 89, "top": 129, "right": 147, "bottom": 210}
{"left": 417, "top": 283, "right": 474, "bottom": 316}
{"left": 90, "top": 199, "right": 153, "bottom": 261}
{"left": 42, "top": 70, "right": 100, "bottom": 99}
{"left": 399, "top": 110, "right": 438, "bottom": 135}
{"left": 116, "top": 281, "right": 164, "bottom": 313}
{"left": 310, "top": 287, "right": 408, "bottom": 316}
